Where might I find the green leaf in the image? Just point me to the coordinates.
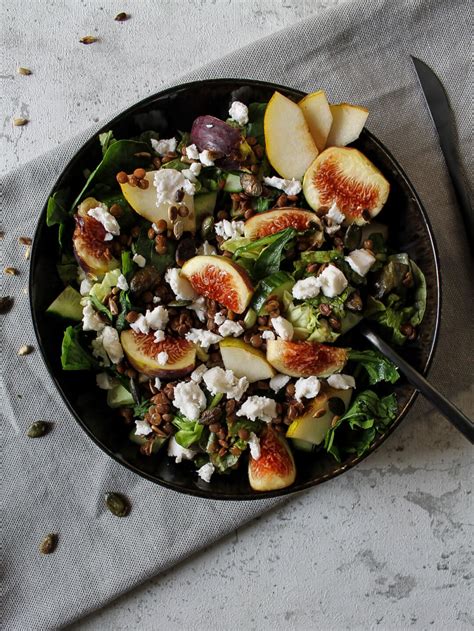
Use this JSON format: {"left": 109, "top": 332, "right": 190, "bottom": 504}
{"left": 253, "top": 228, "right": 297, "bottom": 279}
{"left": 61, "top": 326, "right": 96, "bottom": 370}
{"left": 210, "top": 451, "right": 239, "bottom": 473}
{"left": 46, "top": 190, "right": 69, "bottom": 226}
{"left": 299, "top": 249, "right": 342, "bottom": 265}
{"left": 246, "top": 102, "right": 267, "bottom": 146}
{"left": 348, "top": 349, "right": 399, "bottom": 385}
{"left": 135, "top": 130, "right": 160, "bottom": 148}
{"left": 116, "top": 290, "right": 132, "bottom": 332}
{"left": 410, "top": 259, "right": 427, "bottom": 326}
{"left": 172, "top": 414, "right": 204, "bottom": 448}
{"left": 57, "top": 262, "right": 78, "bottom": 285}
{"left": 133, "top": 398, "right": 152, "bottom": 419}
{"left": 99, "top": 130, "right": 117, "bottom": 155}
{"left": 133, "top": 227, "right": 175, "bottom": 274}
{"left": 121, "top": 250, "right": 133, "bottom": 277}
{"left": 88, "top": 294, "right": 112, "bottom": 321}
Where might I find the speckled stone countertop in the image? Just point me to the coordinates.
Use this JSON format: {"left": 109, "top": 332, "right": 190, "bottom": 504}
{"left": 2, "top": 1, "right": 472, "bottom": 629}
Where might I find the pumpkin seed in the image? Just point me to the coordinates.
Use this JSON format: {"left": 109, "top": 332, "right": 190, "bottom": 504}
{"left": 114, "top": 11, "right": 129, "bottom": 21}
{"left": 344, "top": 224, "right": 362, "bottom": 250}
{"left": 328, "top": 396, "right": 345, "bottom": 416}
{"left": 18, "top": 67, "right": 32, "bottom": 75}
{"left": 40, "top": 533, "right": 58, "bottom": 554}
{"left": 173, "top": 219, "right": 184, "bottom": 240}
{"left": 200, "top": 216, "right": 215, "bottom": 240}
{"left": 13, "top": 118, "right": 28, "bottom": 126}
{"left": 80, "top": 35, "right": 98, "bottom": 44}
{"left": 105, "top": 492, "right": 130, "bottom": 517}
{"left": 0, "top": 296, "right": 14, "bottom": 313}
{"left": 27, "top": 421, "right": 50, "bottom": 438}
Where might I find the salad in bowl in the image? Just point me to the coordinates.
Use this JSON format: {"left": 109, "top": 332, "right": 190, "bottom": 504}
{"left": 45, "top": 89, "right": 426, "bottom": 491}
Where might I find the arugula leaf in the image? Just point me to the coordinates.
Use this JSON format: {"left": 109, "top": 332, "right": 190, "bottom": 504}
{"left": 99, "top": 130, "right": 117, "bottom": 155}
{"left": 348, "top": 349, "right": 399, "bottom": 384}
{"left": 410, "top": 260, "right": 427, "bottom": 326}
{"left": 246, "top": 102, "right": 267, "bottom": 146}
{"left": 253, "top": 228, "right": 297, "bottom": 280}
{"left": 121, "top": 250, "right": 133, "bottom": 277}
{"left": 172, "top": 415, "right": 204, "bottom": 448}
{"left": 324, "top": 390, "right": 398, "bottom": 461}
{"left": 132, "top": 227, "right": 175, "bottom": 274}
{"left": 133, "top": 398, "right": 152, "bottom": 419}
{"left": 61, "top": 326, "right": 96, "bottom": 370}
{"left": 88, "top": 294, "right": 112, "bottom": 321}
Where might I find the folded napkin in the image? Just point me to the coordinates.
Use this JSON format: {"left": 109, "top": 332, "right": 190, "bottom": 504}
{"left": 2, "top": 0, "right": 472, "bottom": 628}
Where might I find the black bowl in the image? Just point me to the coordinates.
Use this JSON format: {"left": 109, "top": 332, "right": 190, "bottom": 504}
{"left": 30, "top": 79, "right": 441, "bottom": 500}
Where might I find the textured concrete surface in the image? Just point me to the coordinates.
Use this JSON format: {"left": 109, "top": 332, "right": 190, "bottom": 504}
{"left": 2, "top": 2, "right": 473, "bottom": 630}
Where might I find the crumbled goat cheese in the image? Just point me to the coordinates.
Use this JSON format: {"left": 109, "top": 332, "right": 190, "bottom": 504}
{"left": 87, "top": 205, "right": 121, "bottom": 236}
{"left": 294, "top": 376, "right": 321, "bottom": 402}
{"left": 248, "top": 432, "right": 261, "bottom": 460}
{"left": 145, "top": 305, "right": 169, "bottom": 330}
{"left": 327, "top": 374, "right": 356, "bottom": 390}
{"left": 186, "top": 295, "right": 207, "bottom": 322}
{"left": 80, "top": 277, "right": 94, "bottom": 296}
{"left": 132, "top": 253, "right": 146, "bottom": 268}
{"left": 214, "top": 219, "right": 245, "bottom": 240}
{"left": 199, "top": 150, "right": 215, "bottom": 166}
{"left": 197, "top": 462, "right": 215, "bottom": 483}
{"left": 103, "top": 233, "right": 113, "bottom": 242}
{"left": 96, "top": 372, "right": 116, "bottom": 390}
{"left": 228, "top": 100, "right": 249, "bottom": 125}
{"left": 151, "top": 137, "right": 177, "bottom": 156}
{"left": 154, "top": 377, "right": 162, "bottom": 390}
{"left": 152, "top": 296, "right": 161, "bottom": 304}
{"left": 324, "top": 202, "right": 345, "bottom": 235}
{"left": 130, "top": 314, "right": 149, "bottom": 335}
{"left": 269, "top": 374, "right": 290, "bottom": 392}
{"left": 214, "top": 312, "right": 227, "bottom": 326}
{"left": 202, "top": 367, "right": 249, "bottom": 401}
{"left": 135, "top": 420, "right": 153, "bottom": 436}
{"left": 263, "top": 176, "right": 302, "bottom": 196}
{"left": 167, "top": 436, "right": 195, "bottom": 463}
{"left": 185, "top": 144, "right": 199, "bottom": 160}
{"left": 154, "top": 330, "right": 165, "bottom": 343}
{"left": 190, "top": 364, "right": 208, "bottom": 383}
{"left": 345, "top": 249, "right": 376, "bottom": 276}
{"left": 172, "top": 381, "right": 207, "bottom": 421}
{"left": 317, "top": 265, "right": 348, "bottom": 298}
{"left": 101, "top": 326, "right": 124, "bottom": 364}
{"left": 237, "top": 396, "right": 277, "bottom": 423}
{"left": 271, "top": 316, "right": 294, "bottom": 341}
{"left": 116, "top": 274, "right": 129, "bottom": 291}
{"left": 185, "top": 328, "right": 223, "bottom": 350}
{"left": 182, "top": 178, "right": 196, "bottom": 196}
{"left": 82, "top": 301, "right": 105, "bottom": 332}
{"left": 218, "top": 319, "right": 244, "bottom": 338}
{"left": 165, "top": 268, "right": 198, "bottom": 301}
{"left": 197, "top": 240, "right": 217, "bottom": 256}
{"left": 157, "top": 351, "right": 169, "bottom": 366}
{"left": 181, "top": 168, "right": 198, "bottom": 183}
{"left": 154, "top": 168, "right": 195, "bottom": 207}
{"left": 261, "top": 330, "right": 276, "bottom": 341}
{"left": 292, "top": 276, "right": 321, "bottom": 300}
{"left": 190, "top": 161, "right": 202, "bottom": 176}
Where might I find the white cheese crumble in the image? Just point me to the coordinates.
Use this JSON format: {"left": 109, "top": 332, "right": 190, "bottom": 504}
{"left": 87, "top": 205, "right": 121, "bottom": 237}
{"left": 151, "top": 137, "right": 177, "bottom": 156}
{"left": 186, "top": 295, "right": 207, "bottom": 322}
{"left": 199, "top": 150, "right": 215, "bottom": 166}
{"left": 104, "top": 233, "right": 113, "bottom": 242}
{"left": 116, "top": 274, "right": 129, "bottom": 291}
{"left": 197, "top": 462, "right": 215, "bottom": 483}
{"left": 172, "top": 381, "right": 207, "bottom": 420}
{"left": 185, "top": 328, "right": 222, "bottom": 350}
{"left": 96, "top": 372, "right": 116, "bottom": 390}
{"left": 214, "top": 219, "right": 245, "bottom": 240}
{"left": 135, "top": 420, "right": 153, "bottom": 436}
{"left": 190, "top": 161, "right": 202, "bottom": 176}
{"left": 152, "top": 296, "right": 161, "bottom": 304}
{"left": 237, "top": 396, "right": 277, "bottom": 423}
{"left": 154, "top": 330, "right": 165, "bottom": 343}
{"left": 324, "top": 203, "right": 346, "bottom": 235}
{"left": 82, "top": 301, "right": 105, "bottom": 332}
{"left": 214, "top": 312, "right": 227, "bottom": 326}
{"left": 248, "top": 432, "right": 261, "bottom": 460}
{"left": 181, "top": 168, "right": 198, "bottom": 183}
{"left": 167, "top": 435, "right": 195, "bottom": 463}
{"left": 154, "top": 168, "right": 195, "bottom": 207}
{"left": 345, "top": 249, "right": 376, "bottom": 276}
{"left": 79, "top": 277, "right": 94, "bottom": 296}
{"left": 271, "top": 316, "right": 294, "bottom": 341}
{"left": 185, "top": 144, "right": 199, "bottom": 160}
{"left": 197, "top": 240, "right": 217, "bottom": 256}
{"left": 101, "top": 326, "right": 124, "bottom": 364}
{"left": 292, "top": 276, "right": 321, "bottom": 300}
{"left": 91, "top": 335, "right": 109, "bottom": 367}
{"left": 130, "top": 314, "right": 149, "bottom": 335}
{"left": 294, "top": 376, "right": 321, "bottom": 402}
{"left": 269, "top": 373, "right": 290, "bottom": 392}
{"left": 165, "top": 267, "right": 198, "bottom": 301}
{"left": 154, "top": 377, "right": 162, "bottom": 390}
{"left": 263, "top": 176, "right": 302, "bottom": 196}
{"left": 218, "top": 319, "right": 244, "bottom": 338}
{"left": 202, "top": 367, "right": 249, "bottom": 401}
{"left": 228, "top": 100, "right": 249, "bottom": 125}
{"left": 317, "top": 265, "right": 348, "bottom": 298}
{"left": 157, "top": 351, "right": 169, "bottom": 366}
{"left": 261, "top": 330, "right": 276, "bottom": 341}
{"left": 327, "top": 373, "right": 356, "bottom": 390}
{"left": 130, "top": 306, "right": 169, "bottom": 335}
{"left": 132, "top": 253, "right": 146, "bottom": 268}
{"left": 190, "top": 364, "right": 208, "bottom": 383}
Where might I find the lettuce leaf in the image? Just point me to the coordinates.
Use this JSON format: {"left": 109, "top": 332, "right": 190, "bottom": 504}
{"left": 348, "top": 349, "right": 399, "bottom": 384}
{"left": 61, "top": 326, "right": 97, "bottom": 370}
{"left": 172, "top": 415, "right": 204, "bottom": 448}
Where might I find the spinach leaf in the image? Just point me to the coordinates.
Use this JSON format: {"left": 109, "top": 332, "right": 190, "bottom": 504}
{"left": 172, "top": 414, "right": 204, "bottom": 448}
{"left": 135, "top": 130, "right": 160, "bottom": 148}
{"left": 132, "top": 227, "right": 175, "bottom": 274}
{"left": 71, "top": 139, "right": 150, "bottom": 210}
{"left": 348, "top": 349, "right": 399, "bottom": 385}
{"left": 46, "top": 189, "right": 69, "bottom": 226}
{"left": 365, "top": 295, "right": 413, "bottom": 345}
{"left": 88, "top": 294, "right": 112, "bottom": 321}
{"left": 210, "top": 451, "right": 240, "bottom": 473}
{"left": 253, "top": 228, "right": 297, "bottom": 280}
{"left": 324, "top": 390, "right": 398, "bottom": 461}
{"left": 116, "top": 290, "right": 132, "bottom": 332}
{"left": 246, "top": 102, "right": 267, "bottom": 146}
{"left": 99, "top": 130, "right": 117, "bottom": 155}
{"left": 410, "top": 259, "right": 427, "bottom": 326}
{"left": 61, "top": 326, "right": 97, "bottom": 370}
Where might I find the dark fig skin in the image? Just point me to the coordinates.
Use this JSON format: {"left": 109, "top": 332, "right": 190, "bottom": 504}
{"left": 190, "top": 115, "right": 241, "bottom": 155}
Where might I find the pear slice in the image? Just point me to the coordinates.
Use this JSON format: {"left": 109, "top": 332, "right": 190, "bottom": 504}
{"left": 119, "top": 170, "right": 196, "bottom": 233}
{"left": 220, "top": 338, "right": 275, "bottom": 383}
{"left": 264, "top": 91, "right": 319, "bottom": 179}
{"left": 326, "top": 103, "right": 369, "bottom": 148}
{"left": 298, "top": 90, "right": 333, "bottom": 152}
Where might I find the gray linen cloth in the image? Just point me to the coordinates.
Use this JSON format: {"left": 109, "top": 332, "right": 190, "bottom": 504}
{"left": 2, "top": 0, "right": 472, "bottom": 628}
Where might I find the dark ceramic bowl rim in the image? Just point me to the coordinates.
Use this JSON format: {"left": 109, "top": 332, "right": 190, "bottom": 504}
{"left": 30, "top": 78, "right": 441, "bottom": 500}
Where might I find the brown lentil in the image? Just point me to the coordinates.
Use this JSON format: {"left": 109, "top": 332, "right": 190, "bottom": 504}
{"left": 250, "top": 334, "right": 263, "bottom": 348}
{"left": 276, "top": 194, "right": 288, "bottom": 207}
{"left": 152, "top": 157, "right": 162, "bottom": 169}
{"left": 137, "top": 179, "right": 149, "bottom": 190}
{"left": 125, "top": 311, "right": 139, "bottom": 323}
{"left": 155, "top": 219, "right": 168, "bottom": 233}
{"left": 128, "top": 175, "right": 139, "bottom": 187}
{"left": 109, "top": 203, "right": 123, "bottom": 217}
{"left": 285, "top": 383, "right": 296, "bottom": 398}
{"left": 238, "top": 428, "right": 250, "bottom": 441}
{"left": 148, "top": 227, "right": 156, "bottom": 240}
{"left": 116, "top": 171, "right": 128, "bottom": 184}
{"left": 363, "top": 239, "right": 373, "bottom": 250}
{"left": 133, "top": 168, "right": 146, "bottom": 179}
